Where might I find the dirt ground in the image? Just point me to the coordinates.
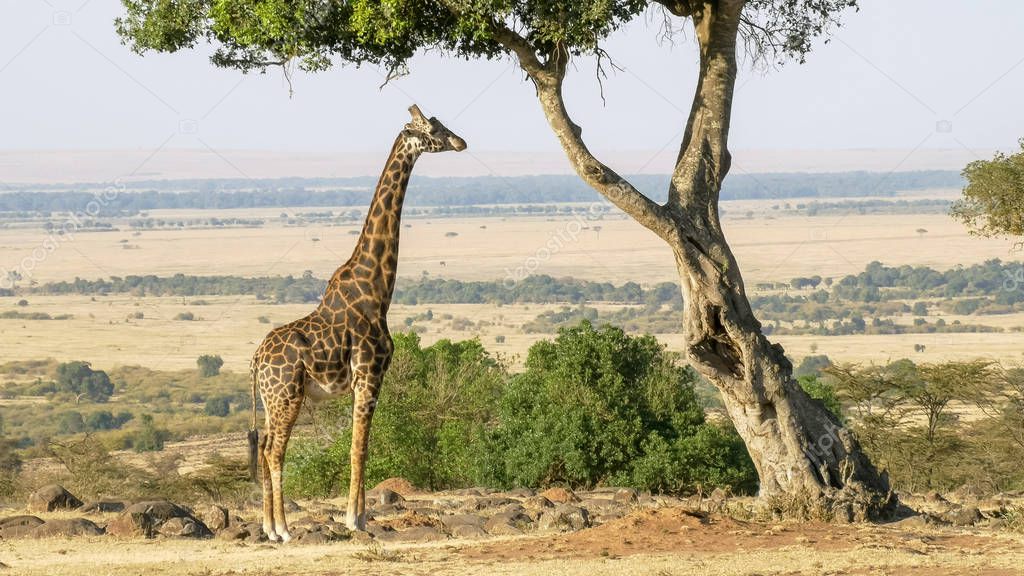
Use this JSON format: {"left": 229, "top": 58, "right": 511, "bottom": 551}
{"left": 7, "top": 437, "right": 1024, "bottom": 576}
{"left": 4, "top": 507, "right": 1022, "bottom": 576}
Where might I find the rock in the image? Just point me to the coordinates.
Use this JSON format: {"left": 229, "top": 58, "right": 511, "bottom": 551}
{"left": 284, "top": 499, "right": 302, "bottom": 513}
{"left": 158, "top": 516, "right": 212, "bottom": 538}
{"left": 440, "top": 514, "right": 485, "bottom": 530}
{"left": 217, "top": 522, "right": 267, "bottom": 542}
{"left": 123, "top": 501, "right": 191, "bottom": 523}
{"left": 78, "top": 500, "right": 126, "bottom": 514}
{"left": 293, "top": 530, "right": 331, "bottom": 545}
{"left": 522, "top": 495, "right": 554, "bottom": 510}
{"left": 947, "top": 506, "right": 983, "bottom": 527}
{"left": 290, "top": 521, "right": 350, "bottom": 544}
{"left": 581, "top": 498, "right": 614, "bottom": 511}
{"left": 592, "top": 510, "right": 625, "bottom": 524}
{"left": 613, "top": 488, "right": 638, "bottom": 505}
{"left": 453, "top": 488, "right": 483, "bottom": 497}
{"left": 503, "top": 488, "right": 535, "bottom": 498}
{"left": 105, "top": 511, "right": 156, "bottom": 538}
{"left": 369, "top": 488, "right": 405, "bottom": 507}
{"left": 27, "top": 485, "right": 82, "bottom": 513}
{"left": 371, "top": 478, "right": 418, "bottom": 497}
{"left": 925, "top": 492, "right": 948, "bottom": 504}
{"left": 539, "top": 488, "right": 579, "bottom": 504}
{"left": 467, "top": 497, "right": 517, "bottom": 511}
{"left": 0, "top": 515, "right": 45, "bottom": 539}
{"left": 450, "top": 524, "right": 488, "bottom": 539}
{"left": 366, "top": 524, "right": 395, "bottom": 539}
{"left": 372, "top": 503, "right": 405, "bottom": 517}
{"left": 350, "top": 530, "right": 375, "bottom": 544}
{"left": 109, "top": 500, "right": 210, "bottom": 538}
{"left": 202, "top": 505, "right": 229, "bottom": 532}
{"left": 538, "top": 504, "right": 590, "bottom": 532}
{"left": 29, "top": 518, "right": 103, "bottom": 538}
{"left": 484, "top": 510, "right": 532, "bottom": 536}
{"left": 432, "top": 498, "right": 461, "bottom": 509}
{"left": 892, "top": 513, "right": 941, "bottom": 529}
{"left": 386, "top": 526, "right": 447, "bottom": 542}
{"left": 986, "top": 518, "right": 1006, "bottom": 529}
{"left": 216, "top": 525, "right": 251, "bottom": 541}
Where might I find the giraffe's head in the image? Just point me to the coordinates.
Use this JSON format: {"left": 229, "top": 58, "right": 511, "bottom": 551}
{"left": 403, "top": 105, "right": 467, "bottom": 153}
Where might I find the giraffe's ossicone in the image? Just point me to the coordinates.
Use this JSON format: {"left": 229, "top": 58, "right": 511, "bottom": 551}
{"left": 248, "top": 105, "right": 467, "bottom": 542}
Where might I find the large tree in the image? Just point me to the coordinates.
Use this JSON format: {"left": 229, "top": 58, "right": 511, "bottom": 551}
{"left": 118, "top": 0, "right": 893, "bottom": 517}
{"left": 951, "top": 139, "right": 1024, "bottom": 238}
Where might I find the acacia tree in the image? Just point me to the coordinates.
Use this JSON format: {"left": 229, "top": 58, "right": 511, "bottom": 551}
{"left": 118, "top": 0, "right": 892, "bottom": 515}
{"left": 951, "top": 139, "right": 1024, "bottom": 238}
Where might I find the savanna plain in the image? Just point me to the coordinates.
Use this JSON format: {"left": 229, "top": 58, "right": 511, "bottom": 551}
{"left": 3, "top": 184, "right": 1024, "bottom": 575}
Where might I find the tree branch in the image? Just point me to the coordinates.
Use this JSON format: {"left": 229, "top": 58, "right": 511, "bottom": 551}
{"left": 486, "top": 22, "right": 672, "bottom": 239}
{"left": 668, "top": 0, "right": 744, "bottom": 212}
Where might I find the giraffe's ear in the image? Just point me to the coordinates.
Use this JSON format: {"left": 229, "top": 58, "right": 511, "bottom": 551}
{"left": 408, "top": 105, "right": 426, "bottom": 122}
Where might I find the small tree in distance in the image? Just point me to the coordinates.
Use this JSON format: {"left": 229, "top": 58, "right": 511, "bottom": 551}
{"left": 204, "top": 396, "right": 231, "bottom": 417}
{"left": 56, "top": 361, "right": 114, "bottom": 403}
{"left": 197, "top": 355, "right": 224, "bottom": 378}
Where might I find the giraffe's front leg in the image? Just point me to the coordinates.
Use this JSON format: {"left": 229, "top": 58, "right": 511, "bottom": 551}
{"left": 346, "top": 382, "right": 379, "bottom": 531}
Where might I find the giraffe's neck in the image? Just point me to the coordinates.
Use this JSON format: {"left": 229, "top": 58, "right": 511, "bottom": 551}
{"left": 346, "top": 134, "right": 420, "bottom": 299}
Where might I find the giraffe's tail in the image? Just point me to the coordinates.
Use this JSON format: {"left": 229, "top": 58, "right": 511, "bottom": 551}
{"left": 248, "top": 429, "right": 259, "bottom": 484}
{"left": 248, "top": 363, "right": 259, "bottom": 484}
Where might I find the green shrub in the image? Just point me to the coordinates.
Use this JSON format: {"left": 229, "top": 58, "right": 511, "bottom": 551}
{"left": 204, "top": 396, "right": 231, "bottom": 417}
{"left": 197, "top": 355, "right": 224, "bottom": 377}
{"left": 285, "top": 324, "right": 756, "bottom": 497}
{"left": 132, "top": 414, "right": 170, "bottom": 452}
{"left": 798, "top": 375, "right": 842, "bottom": 419}
{"left": 285, "top": 333, "right": 505, "bottom": 497}
{"left": 56, "top": 361, "right": 113, "bottom": 402}
{"left": 487, "top": 321, "right": 755, "bottom": 493}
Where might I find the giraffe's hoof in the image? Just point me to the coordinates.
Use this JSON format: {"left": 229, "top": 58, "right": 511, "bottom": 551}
{"left": 265, "top": 527, "right": 281, "bottom": 543}
{"left": 278, "top": 530, "right": 292, "bottom": 544}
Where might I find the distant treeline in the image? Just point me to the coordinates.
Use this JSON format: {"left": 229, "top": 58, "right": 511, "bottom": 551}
{"left": 830, "top": 259, "right": 1024, "bottom": 303}
{"left": 0, "top": 171, "right": 962, "bottom": 213}
{"left": 13, "top": 260, "right": 1024, "bottom": 309}
{"left": 18, "top": 274, "right": 683, "bottom": 307}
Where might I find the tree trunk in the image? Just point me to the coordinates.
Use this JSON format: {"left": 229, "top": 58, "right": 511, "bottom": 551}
{"left": 500, "top": 0, "right": 895, "bottom": 518}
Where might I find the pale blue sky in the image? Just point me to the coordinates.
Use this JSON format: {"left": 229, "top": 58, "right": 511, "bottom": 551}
{"left": 1, "top": 0, "right": 1022, "bottom": 161}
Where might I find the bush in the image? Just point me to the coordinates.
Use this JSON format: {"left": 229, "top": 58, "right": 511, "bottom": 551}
{"left": 204, "top": 396, "right": 231, "bottom": 417}
{"left": 56, "top": 361, "right": 113, "bottom": 402}
{"left": 57, "top": 411, "right": 85, "bottom": 434}
{"left": 132, "top": 414, "right": 170, "bottom": 452}
{"left": 197, "top": 355, "right": 224, "bottom": 377}
{"left": 175, "top": 311, "right": 195, "bottom": 321}
{"left": 488, "top": 322, "right": 754, "bottom": 493}
{"left": 794, "top": 354, "right": 832, "bottom": 378}
{"left": 285, "top": 324, "right": 756, "bottom": 496}
{"left": 798, "top": 375, "right": 842, "bottom": 419}
{"left": 286, "top": 333, "right": 505, "bottom": 496}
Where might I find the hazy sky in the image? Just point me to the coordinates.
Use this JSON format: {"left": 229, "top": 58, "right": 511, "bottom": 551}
{"left": 1, "top": 0, "right": 1022, "bottom": 166}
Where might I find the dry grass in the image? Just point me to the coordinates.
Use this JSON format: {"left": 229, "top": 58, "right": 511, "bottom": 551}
{"left": 0, "top": 207, "right": 1014, "bottom": 287}
{"left": 2, "top": 205, "right": 1024, "bottom": 371}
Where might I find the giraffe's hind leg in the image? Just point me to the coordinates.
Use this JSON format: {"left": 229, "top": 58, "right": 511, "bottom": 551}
{"left": 265, "top": 391, "right": 303, "bottom": 543}
{"left": 258, "top": 419, "right": 277, "bottom": 541}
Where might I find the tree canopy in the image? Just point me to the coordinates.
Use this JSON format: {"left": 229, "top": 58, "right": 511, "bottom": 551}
{"left": 118, "top": 0, "right": 857, "bottom": 76}
{"left": 952, "top": 140, "right": 1024, "bottom": 238}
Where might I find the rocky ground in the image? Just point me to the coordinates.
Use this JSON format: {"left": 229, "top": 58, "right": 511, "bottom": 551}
{"left": 2, "top": 480, "right": 1024, "bottom": 575}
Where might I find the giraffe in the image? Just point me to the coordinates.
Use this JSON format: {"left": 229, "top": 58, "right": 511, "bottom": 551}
{"left": 248, "top": 105, "right": 467, "bottom": 542}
